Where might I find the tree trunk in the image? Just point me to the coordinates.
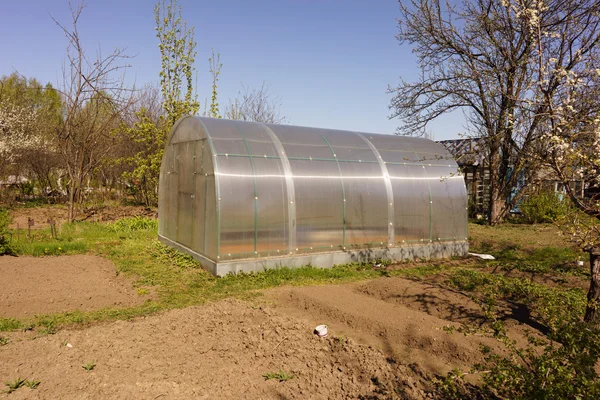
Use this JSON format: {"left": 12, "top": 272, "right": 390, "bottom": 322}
{"left": 489, "top": 177, "right": 506, "bottom": 226}
{"left": 584, "top": 249, "right": 600, "bottom": 325}
{"left": 68, "top": 183, "right": 75, "bottom": 223}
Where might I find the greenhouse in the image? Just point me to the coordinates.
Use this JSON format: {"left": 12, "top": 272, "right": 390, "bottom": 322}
{"left": 158, "top": 116, "right": 468, "bottom": 276}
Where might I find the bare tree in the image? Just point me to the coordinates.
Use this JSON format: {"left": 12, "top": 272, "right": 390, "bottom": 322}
{"left": 389, "top": 0, "right": 600, "bottom": 224}
{"left": 52, "top": 0, "right": 134, "bottom": 221}
{"left": 225, "top": 83, "right": 287, "bottom": 124}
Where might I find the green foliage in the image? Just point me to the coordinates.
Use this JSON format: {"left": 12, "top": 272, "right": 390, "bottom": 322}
{"left": 110, "top": 216, "right": 158, "bottom": 233}
{"left": 82, "top": 361, "right": 96, "bottom": 371}
{"left": 120, "top": 110, "right": 168, "bottom": 207}
{"left": 440, "top": 268, "right": 600, "bottom": 399}
{"left": 150, "top": 241, "right": 201, "bottom": 269}
{"left": 0, "top": 208, "right": 15, "bottom": 255}
{"left": 519, "top": 190, "right": 572, "bottom": 224}
{"left": 208, "top": 49, "right": 222, "bottom": 118}
{"left": 0, "top": 318, "right": 22, "bottom": 332}
{"left": 4, "top": 377, "right": 25, "bottom": 393}
{"left": 0, "top": 336, "right": 8, "bottom": 346}
{"left": 24, "top": 379, "right": 40, "bottom": 389}
{"left": 154, "top": 0, "right": 200, "bottom": 126}
{"left": 14, "top": 241, "right": 87, "bottom": 257}
{"left": 263, "top": 370, "right": 294, "bottom": 382}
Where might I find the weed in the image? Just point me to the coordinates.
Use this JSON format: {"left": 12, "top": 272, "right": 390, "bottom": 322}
{"left": 333, "top": 336, "right": 347, "bottom": 344}
{"left": 0, "top": 318, "right": 22, "bottom": 332}
{"left": 82, "top": 361, "right": 96, "bottom": 371}
{"left": 149, "top": 241, "right": 201, "bottom": 269}
{"left": 110, "top": 216, "right": 157, "bottom": 233}
{"left": 0, "top": 336, "right": 8, "bottom": 346}
{"left": 24, "top": 379, "right": 40, "bottom": 389}
{"left": 4, "top": 377, "right": 25, "bottom": 393}
{"left": 263, "top": 370, "right": 294, "bottom": 382}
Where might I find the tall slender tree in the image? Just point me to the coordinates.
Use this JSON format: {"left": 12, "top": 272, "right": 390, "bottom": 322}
{"left": 154, "top": 0, "right": 200, "bottom": 125}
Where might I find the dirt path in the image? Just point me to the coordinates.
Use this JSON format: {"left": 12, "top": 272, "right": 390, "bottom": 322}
{"left": 0, "top": 255, "right": 146, "bottom": 318}
{"left": 0, "top": 299, "right": 425, "bottom": 399}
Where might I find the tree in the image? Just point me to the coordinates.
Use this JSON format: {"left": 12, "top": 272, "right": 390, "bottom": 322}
{"left": 154, "top": 0, "right": 200, "bottom": 126}
{"left": 118, "top": 0, "right": 200, "bottom": 207}
{"left": 52, "top": 0, "right": 134, "bottom": 221}
{"left": 0, "top": 74, "right": 62, "bottom": 196}
{"left": 208, "top": 49, "right": 222, "bottom": 118}
{"left": 388, "top": 0, "right": 600, "bottom": 224}
{"left": 391, "top": 0, "right": 600, "bottom": 324}
{"left": 225, "top": 83, "right": 287, "bottom": 124}
{"left": 119, "top": 84, "right": 168, "bottom": 206}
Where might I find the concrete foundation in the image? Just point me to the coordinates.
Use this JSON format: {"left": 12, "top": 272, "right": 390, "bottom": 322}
{"left": 158, "top": 234, "right": 469, "bottom": 277}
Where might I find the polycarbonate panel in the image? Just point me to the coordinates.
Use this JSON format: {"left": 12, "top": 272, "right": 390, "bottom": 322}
{"left": 253, "top": 157, "right": 288, "bottom": 255}
{"left": 202, "top": 118, "right": 248, "bottom": 155}
{"left": 217, "top": 155, "right": 256, "bottom": 257}
{"left": 339, "top": 160, "right": 388, "bottom": 246}
{"left": 165, "top": 145, "right": 178, "bottom": 240}
{"left": 427, "top": 165, "right": 468, "bottom": 241}
{"left": 268, "top": 124, "right": 338, "bottom": 159}
{"left": 193, "top": 140, "right": 207, "bottom": 254}
{"left": 177, "top": 142, "right": 195, "bottom": 247}
{"left": 387, "top": 164, "right": 431, "bottom": 242}
{"left": 159, "top": 116, "right": 468, "bottom": 268}
{"left": 405, "top": 137, "right": 455, "bottom": 165}
{"left": 321, "top": 129, "right": 379, "bottom": 163}
{"left": 204, "top": 172, "right": 218, "bottom": 260}
{"left": 231, "top": 121, "right": 280, "bottom": 157}
{"left": 170, "top": 116, "right": 204, "bottom": 144}
{"left": 290, "top": 159, "right": 344, "bottom": 250}
{"left": 364, "top": 134, "right": 423, "bottom": 163}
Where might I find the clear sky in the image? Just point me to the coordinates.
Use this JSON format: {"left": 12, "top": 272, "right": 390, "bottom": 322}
{"left": 0, "top": 0, "right": 464, "bottom": 140}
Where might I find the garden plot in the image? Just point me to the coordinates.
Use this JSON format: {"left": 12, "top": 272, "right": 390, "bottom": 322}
{"left": 0, "top": 255, "right": 146, "bottom": 318}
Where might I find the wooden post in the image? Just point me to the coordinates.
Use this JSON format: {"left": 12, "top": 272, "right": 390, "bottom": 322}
{"left": 27, "top": 217, "right": 34, "bottom": 239}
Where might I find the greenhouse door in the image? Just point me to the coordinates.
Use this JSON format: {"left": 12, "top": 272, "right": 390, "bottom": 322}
{"left": 176, "top": 141, "right": 195, "bottom": 248}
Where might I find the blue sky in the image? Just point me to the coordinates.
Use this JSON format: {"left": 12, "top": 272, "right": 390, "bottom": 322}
{"left": 0, "top": 0, "right": 464, "bottom": 140}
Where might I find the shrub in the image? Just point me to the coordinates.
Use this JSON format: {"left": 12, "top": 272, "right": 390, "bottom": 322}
{"left": 0, "top": 208, "right": 15, "bottom": 255}
{"left": 437, "top": 269, "right": 600, "bottom": 399}
{"left": 519, "top": 190, "right": 571, "bottom": 224}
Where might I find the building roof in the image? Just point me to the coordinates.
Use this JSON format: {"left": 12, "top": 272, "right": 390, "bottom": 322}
{"left": 437, "top": 138, "right": 486, "bottom": 167}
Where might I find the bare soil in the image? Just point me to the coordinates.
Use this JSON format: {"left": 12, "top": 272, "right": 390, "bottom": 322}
{"left": 0, "top": 270, "right": 539, "bottom": 399}
{"left": 0, "top": 255, "right": 146, "bottom": 318}
{"left": 266, "top": 278, "right": 528, "bottom": 377}
{"left": 0, "top": 299, "right": 428, "bottom": 399}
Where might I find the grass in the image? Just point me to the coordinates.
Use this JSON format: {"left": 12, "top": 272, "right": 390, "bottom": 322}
{"left": 24, "top": 379, "right": 40, "bottom": 389}
{"left": 0, "top": 217, "right": 591, "bottom": 335}
{"left": 263, "top": 370, "right": 294, "bottom": 382}
{"left": 4, "top": 377, "right": 25, "bottom": 393}
{"left": 82, "top": 361, "right": 96, "bottom": 371}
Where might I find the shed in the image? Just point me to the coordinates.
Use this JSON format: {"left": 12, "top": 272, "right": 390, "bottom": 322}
{"left": 158, "top": 117, "right": 468, "bottom": 276}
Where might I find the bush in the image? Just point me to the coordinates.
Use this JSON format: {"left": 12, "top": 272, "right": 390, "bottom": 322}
{"left": 0, "top": 208, "right": 14, "bottom": 255}
{"left": 437, "top": 269, "right": 600, "bottom": 399}
{"left": 519, "top": 190, "right": 571, "bottom": 224}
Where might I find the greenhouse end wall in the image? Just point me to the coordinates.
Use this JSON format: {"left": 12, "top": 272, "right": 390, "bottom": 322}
{"left": 158, "top": 116, "right": 468, "bottom": 276}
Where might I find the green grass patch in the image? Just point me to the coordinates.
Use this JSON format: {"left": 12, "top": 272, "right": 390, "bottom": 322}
{"left": 263, "top": 370, "right": 294, "bottom": 382}
{"left": 0, "top": 318, "right": 23, "bottom": 332}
